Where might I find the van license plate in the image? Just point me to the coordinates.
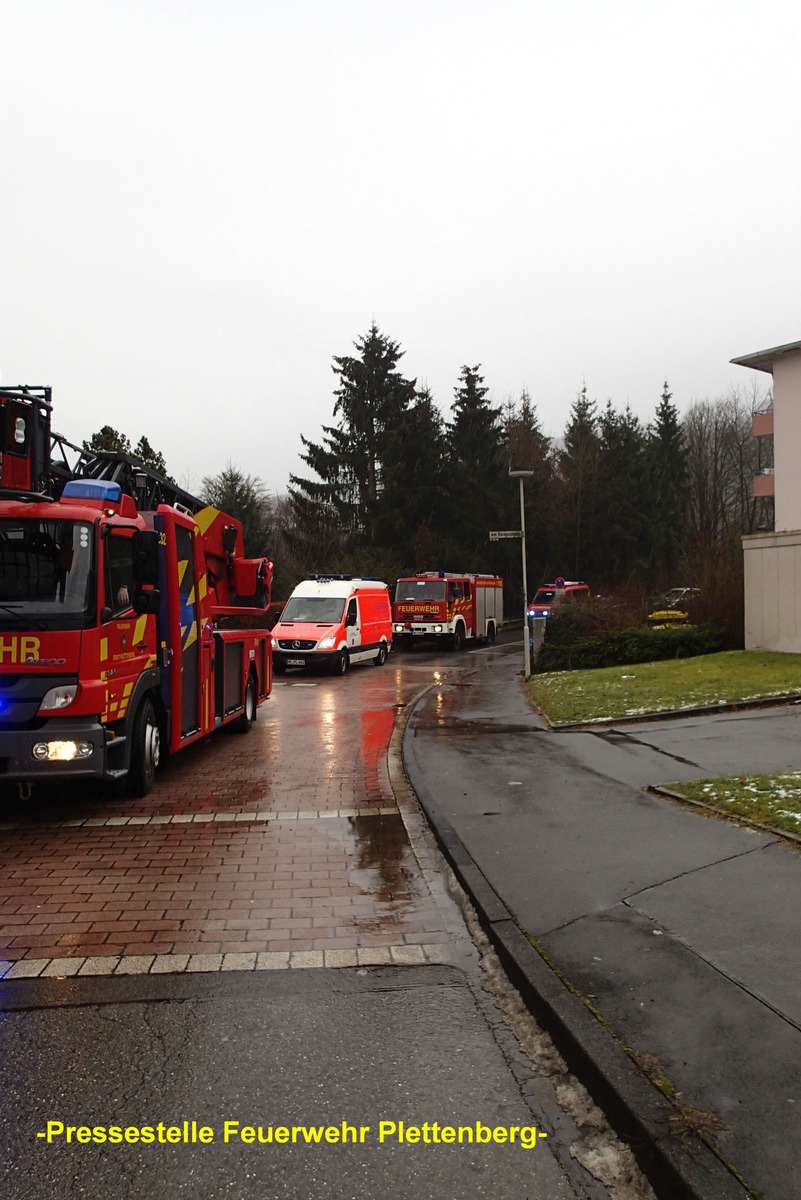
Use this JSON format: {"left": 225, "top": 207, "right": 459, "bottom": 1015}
{"left": 286, "top": 658, "right": 305, "bottom": 666}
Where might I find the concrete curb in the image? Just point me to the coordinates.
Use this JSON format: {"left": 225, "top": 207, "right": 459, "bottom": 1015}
{"left": 543, "top": 692, "right": 801, "bottom": 732}
{"left": 403, "top": 714, "right": 750, "bottom": 1200}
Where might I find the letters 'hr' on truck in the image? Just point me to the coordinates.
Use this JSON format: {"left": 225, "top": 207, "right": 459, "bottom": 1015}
{"left": 0, "top": 386, "right": 273, "bottom": 797}
{"left": 392, "top": 571, "right": 503, "bottom": 651}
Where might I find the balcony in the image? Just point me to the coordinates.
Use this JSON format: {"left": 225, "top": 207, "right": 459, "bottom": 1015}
{"left": 753, "top": 468, "right": 775, "bottom": 498}
{"left": 752, "top": 409, "right": 774, "bottom": 437}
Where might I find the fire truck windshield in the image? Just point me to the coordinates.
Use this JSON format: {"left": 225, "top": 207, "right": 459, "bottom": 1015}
{"left": 0, "top": 518, "right": 95, "bottom": 626}
{"left": 395, "top": 580, "right": 446, "bottom": 602}
{"left": 280, "top": 596, "right": 346, "bottom": 624}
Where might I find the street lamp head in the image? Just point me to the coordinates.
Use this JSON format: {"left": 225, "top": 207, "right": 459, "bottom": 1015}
{"left": 508, "top": 468, "right": 534, "bottom": 479}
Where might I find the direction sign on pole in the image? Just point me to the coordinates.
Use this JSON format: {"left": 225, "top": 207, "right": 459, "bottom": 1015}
{"left": 489, "top": 530, "right": 523, "bottom": 540}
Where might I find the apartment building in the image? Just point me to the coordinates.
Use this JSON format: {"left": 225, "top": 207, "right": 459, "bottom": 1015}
{"left": 732, "top": 338, "right": 801, "bottom": 651}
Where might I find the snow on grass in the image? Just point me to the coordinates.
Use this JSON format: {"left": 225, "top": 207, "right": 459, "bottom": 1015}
{"left": 666, "top": 771, "right": 801, "bottom": 837}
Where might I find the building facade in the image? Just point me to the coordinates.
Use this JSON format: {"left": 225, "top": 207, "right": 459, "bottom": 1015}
{"left": 732, "top": 340, "right": 801, "bottom": 652}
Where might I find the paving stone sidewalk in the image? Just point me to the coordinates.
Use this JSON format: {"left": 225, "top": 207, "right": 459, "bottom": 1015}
{"left": 0, "top": 664, "right": 459, "bottom": 979}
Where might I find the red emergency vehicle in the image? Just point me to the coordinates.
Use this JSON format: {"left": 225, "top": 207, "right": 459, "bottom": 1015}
{"left": 0, "top": 386, "right": 273, "bottom": 798}
{"left": 392, "top": 571, "right": 503, "bottom": 651}
{"left": 526, "top": 578, "right": 590, "bottom": 619}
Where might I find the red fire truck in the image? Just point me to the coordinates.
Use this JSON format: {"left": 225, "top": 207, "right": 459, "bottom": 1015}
{"left": 0, "top": 386, "right": 273, "bottom": 798}
{"left": 392, "top": 571, "right": 503, "bottom": 651}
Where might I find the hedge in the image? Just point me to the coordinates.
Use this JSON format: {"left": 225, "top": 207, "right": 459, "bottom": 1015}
{"left": 534, "top": 602, "right": 725, "bottom": 673}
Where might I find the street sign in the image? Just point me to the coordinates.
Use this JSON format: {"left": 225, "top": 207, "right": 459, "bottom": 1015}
{"left": 489, "top": 530, "right": 523, "bottom": 540}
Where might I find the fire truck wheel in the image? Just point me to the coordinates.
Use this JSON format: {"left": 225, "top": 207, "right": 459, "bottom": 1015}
{"left": 127, "top": 698, "right": 160, "bottom": 796}
{"left": 238, "top": 673, "right": 257, "bottom": 732}
{"left": 451, "top": 624, "right": 464, "bottom": 652}
{"left": 335, "top": 649, "right": 350, "bottom": 675}
{"left": 373, "top": 642, "right": 387, "bottom": 666}
{"left": 486, "top": 622, "right": 496, "bottom": 644}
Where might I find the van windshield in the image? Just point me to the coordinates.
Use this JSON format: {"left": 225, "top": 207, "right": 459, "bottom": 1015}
{"left": 532, "top": 588, "right": 559, "bottom": 604}
{"left": 280, "top": 596, "right": 346, "bottom": 624}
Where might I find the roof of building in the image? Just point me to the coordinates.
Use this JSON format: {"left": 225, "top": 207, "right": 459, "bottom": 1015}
{"left": 731, "top": 338, "right": 801, "bottom": 374}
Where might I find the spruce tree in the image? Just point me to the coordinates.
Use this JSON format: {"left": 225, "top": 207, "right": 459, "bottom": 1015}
{"left": 503, "top": 388, "right": 556, "bottom": 588}
{"left": 288, "top": 324, "right": 416, "bottom": 568}
{"left": 557, "top": 384, "right": 601, "bottom": 580}
{"left": 380, "top": 386, "right": 447, "bottom": 565}
{"left": 445, "top": 364, "right": 506, "bottom": 567}
{"left": 597, "top": 402, "right": 649, "bottom": 585}
{"left": 646, "top": 382, "right": 687, "bottom": 585}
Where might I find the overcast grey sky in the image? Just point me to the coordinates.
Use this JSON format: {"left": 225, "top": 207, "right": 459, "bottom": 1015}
{"left": 1, "top": 0, "right": 796, "bottom": 495}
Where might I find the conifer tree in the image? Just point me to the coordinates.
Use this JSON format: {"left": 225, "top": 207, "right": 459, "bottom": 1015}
{"left": 646, "top": 382, "right": 687, "bottom": 584}
{"left": 503, "top": 388, "right": 556, "bottom": 587}
{"left": 557, "top": 384, "right": 601, "bottom": 578}
{"left": 380, "top": 386, "right": 447, "bottom": 565}
{"left": 445, "top": 364, "right": 506, "bottom": 566}
{"left": 288, "top": 324, "right": 416, "bottom": 567}
{"left": 597, "top": 402, "right": 649, "bottom": 584}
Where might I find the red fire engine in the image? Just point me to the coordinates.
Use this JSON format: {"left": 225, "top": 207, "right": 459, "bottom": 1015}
{"left": 0, "top": 386, "right": 273, "bottom": 798}
{"left": 392, "top": 571, "right": 503, "bottom": 651}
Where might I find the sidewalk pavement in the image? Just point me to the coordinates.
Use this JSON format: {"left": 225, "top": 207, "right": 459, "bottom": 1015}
{"left": 403, "top": 644, "right": 801, "bottom": 1200}
{"left": 0, "top": 670, "right": 457, "bottom": 979}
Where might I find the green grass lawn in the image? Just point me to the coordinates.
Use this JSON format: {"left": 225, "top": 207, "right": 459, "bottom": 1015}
{"left": 527, "top": 649, "right": 801, "bottom": 726}
{"left": 660, "top": 772, "right": 801, "bottom": 838}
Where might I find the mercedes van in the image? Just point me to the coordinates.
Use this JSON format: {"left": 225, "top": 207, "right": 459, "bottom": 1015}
{"left": 272, "top": 575, "right": 392, "bottom": 675}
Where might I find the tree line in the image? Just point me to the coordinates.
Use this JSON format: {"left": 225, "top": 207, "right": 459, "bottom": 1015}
{"left": 282, "top": 325, "right": 771, "bottom": 628}
{"left": 85, "top": 324, "right": 773, "bottom": 631}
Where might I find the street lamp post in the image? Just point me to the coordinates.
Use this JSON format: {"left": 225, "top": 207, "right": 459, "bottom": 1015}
{"left": 509, "top": 468, "right": 534, "bottom": 679}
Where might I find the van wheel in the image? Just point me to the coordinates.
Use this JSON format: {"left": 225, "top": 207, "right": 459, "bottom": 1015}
{"left": 238, "top": 673, "right": 257, "bottom": 733}
{"left": 273, "top": 660, "right": 286, "bottom": 675}
{"left": 374, "top": 642, "right": 387, "bottom": 666}
{"left": 127, "top": 698, "right": 160, "bottom": 797}
{"left": 334, "top": 649, "right": 350, "bottom": 675}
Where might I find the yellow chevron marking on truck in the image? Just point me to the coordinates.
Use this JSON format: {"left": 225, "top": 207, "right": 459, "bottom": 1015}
{"left": 195, "top": 506, "right": 222, "bottom": 535}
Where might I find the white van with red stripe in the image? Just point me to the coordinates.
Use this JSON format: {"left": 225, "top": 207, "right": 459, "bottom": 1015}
{"left": 272, "top": 575, "right": 392, "bottom": 676}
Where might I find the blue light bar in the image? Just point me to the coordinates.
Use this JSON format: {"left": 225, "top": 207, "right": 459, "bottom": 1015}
{"left": 62, "top": 480, "right": 123, "bottom": 503}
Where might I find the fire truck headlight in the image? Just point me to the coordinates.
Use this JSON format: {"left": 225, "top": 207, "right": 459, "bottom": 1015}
{"left": 38, "top": 685, "right": 78, "bottom": 712}
{"left": 317, "top": 635, "right": 337, "bottom": 650}
{"left": 434, "top": 624, "right": 443, "bottom": 633}
{"left": 32, "top": 741, "right": 94, "bottom": 762}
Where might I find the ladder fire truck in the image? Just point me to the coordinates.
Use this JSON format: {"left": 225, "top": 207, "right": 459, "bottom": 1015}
{"left": 0, "top": 386, "right": 273, "bottom": 798}
{"left": 392, "top": 571, "right": 503, "bottom": 651}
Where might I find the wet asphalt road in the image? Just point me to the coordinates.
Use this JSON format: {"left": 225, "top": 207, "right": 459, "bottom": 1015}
{"left": 406, "top": 641, "right": 801, "bottom": 1200}
{"left": 0, "top": 638, "right": 615, "bottom": 1200}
